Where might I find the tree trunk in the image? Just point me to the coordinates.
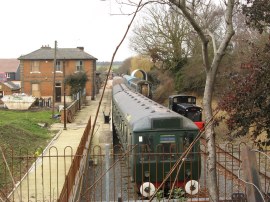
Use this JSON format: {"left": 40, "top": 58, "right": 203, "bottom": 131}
{"left": 203, "top": 70, "right": 219, "bottom": 201}
{"left": 167, "top": 1, "right": 235, "bottom": 201}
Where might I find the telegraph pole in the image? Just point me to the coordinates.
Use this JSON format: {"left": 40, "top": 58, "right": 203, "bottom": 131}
{"left": 52, "top": 40, "right": 57, "bottom": 118}
{"left": 63, "top": 59, "right": 67, "bottom": 130}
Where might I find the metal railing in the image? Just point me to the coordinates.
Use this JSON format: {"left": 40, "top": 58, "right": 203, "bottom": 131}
{"left": 1, "top": 141, "right": 269, "bottom": 202}
{"left": 0, "top": 116, "right": 92, "bottom": 202}
{"left": 58, "top": 116, "right": 92, "bottom": 201}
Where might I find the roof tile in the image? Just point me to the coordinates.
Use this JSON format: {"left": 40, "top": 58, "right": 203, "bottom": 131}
{"left": 18, "top": 46, "right": 97, "bottom": 60}
{"left": 0, "top": 59, "right": 20, "bottom": 72}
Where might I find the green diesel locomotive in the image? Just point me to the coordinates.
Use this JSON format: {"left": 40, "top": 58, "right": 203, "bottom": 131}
{"left": 112, "top": 77, "right": 201, "bottom": 198}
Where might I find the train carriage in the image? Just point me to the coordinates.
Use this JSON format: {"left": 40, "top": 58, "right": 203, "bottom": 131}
{"left": 112, "top": 77, "right": 201, "bottom": 197}
{"left": 123, "top": 74, "right": 152, "bottom": 98}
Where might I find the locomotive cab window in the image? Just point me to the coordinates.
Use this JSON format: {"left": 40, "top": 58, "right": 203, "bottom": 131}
{"left": 141, "top": 83, "right": 149, "bottom": 97}
{"left": 158, "top": 135, "right": 177, "bottom": 161}
{"left": 187, "top": 97, "right": 196, "bottom": 104}
{"left": 179, "top": 134, "right": 194, "bottom": 160}
{"left": 173, "top": 96, "right": 196, "bottom": 104}
{"left": 138, "top": 135, "right": 155, "bottom": 161}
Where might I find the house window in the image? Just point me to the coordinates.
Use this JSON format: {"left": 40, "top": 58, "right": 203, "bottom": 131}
{"left": 5, "top": 73, "right": 10, "bottom": 78}
{"left": 32, "top": 83, "right": 40, "bottom": 97}
{"left": 56, "top": 61, "right": 62, "bottom": 71}
{"left": 31, "top": 61, "right": 40, "bottom": 72}
{"left": 76, "top": 60, "right": 84, "bottom": 71}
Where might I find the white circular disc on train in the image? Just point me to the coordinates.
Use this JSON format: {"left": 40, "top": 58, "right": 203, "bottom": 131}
{"left": 185, "top": 180, "right": 199, "bottom": 195}
{"left": 140, "top": 182, "right": 156, "bottom": 197}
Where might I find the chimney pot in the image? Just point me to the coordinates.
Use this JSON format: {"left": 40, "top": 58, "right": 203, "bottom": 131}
{"left": 77, "top": 47, "right": 84, "bottom": 51}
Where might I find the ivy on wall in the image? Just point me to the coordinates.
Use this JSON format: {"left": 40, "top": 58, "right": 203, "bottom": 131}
{"left": 64, "top": 71, "right": 88, "bottom": 96}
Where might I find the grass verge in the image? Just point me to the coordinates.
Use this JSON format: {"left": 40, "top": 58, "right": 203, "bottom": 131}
{"left": 0, "top": 108, "right": 60, "bottom": 190}
{"left": 0, "top": 109, "right": 59, "bottom": 149}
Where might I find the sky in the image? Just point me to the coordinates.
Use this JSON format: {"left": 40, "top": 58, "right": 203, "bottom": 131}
{"left": 0, "top": 0, "right": 139, "bottom": 62}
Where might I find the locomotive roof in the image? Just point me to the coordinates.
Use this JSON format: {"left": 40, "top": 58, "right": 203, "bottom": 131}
{"left": 177, "top": 103, "right": 202, "bottom": 110}
{"left": 123, "top": 75, "right": 134, "bottom": 82}
{"left": 169, "top": 94, "right": 196, "bottom": 99}
{"left": 123, "top": 75, "right": 150, "bottom": 85}
{"left": 112, "top": 80, "right": 198, "bottom": 132}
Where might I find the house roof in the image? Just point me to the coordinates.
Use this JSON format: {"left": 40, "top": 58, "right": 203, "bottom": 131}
{"left": 0, "top": 59, "right": 20, "bottom": 72}
{"left": 0, "top": 81, "right": 20, "bottom": 90}
{"left": 18, "top": 46, "right": 97, "bottom": 60}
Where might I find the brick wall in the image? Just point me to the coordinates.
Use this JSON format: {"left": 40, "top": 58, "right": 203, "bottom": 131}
{"left": 0, "top": 83, "right": 20, "bottom": 104}
{"left": 21, "top": 59, "right": 95, "bottom": 101}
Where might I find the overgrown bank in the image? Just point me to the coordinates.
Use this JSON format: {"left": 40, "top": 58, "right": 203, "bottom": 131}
{"left": 0, "top": 109, "right": 59, "bottom": 189}
{"left": 0, "top": 109, "right": 59, "bottom": 152}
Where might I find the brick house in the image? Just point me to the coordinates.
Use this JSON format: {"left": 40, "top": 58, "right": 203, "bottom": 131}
{"left": 0, "top": 59, "right": 20, "bottom": 82}
{"left": 0, "top": 82, "right": 20, "bottom": 103}
{"left": 0, "top": 59, "right": 21, "bottom": 102}
{"left": 18, "top": 46, "right": 97, "bottom": 102}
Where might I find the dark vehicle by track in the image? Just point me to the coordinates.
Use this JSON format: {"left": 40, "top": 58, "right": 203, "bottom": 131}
{"left": 112, "top": 77, "right": 201, "bottom": 198}
{"left": 169, "top": 95, "right": 204, "bottom": 130}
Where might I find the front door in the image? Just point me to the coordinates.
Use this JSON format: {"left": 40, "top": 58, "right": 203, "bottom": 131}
{"left": 55, "top": 83, "right": 61, "bottom": 102}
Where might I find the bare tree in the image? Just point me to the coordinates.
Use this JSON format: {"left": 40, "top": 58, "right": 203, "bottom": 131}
{"left": 116, "top": 57, "right": 132, "bottom": 75}
{"left": 166, "top": 1, "right": 236, "bottom": 201}
{"left": 129, "top": 4, "right": 192, "bottom": 71}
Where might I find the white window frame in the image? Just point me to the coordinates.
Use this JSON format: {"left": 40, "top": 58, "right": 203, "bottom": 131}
{"left": 76, "top": 60, "right": 84, "bottom": 72}
{"left": 31, "top": 61, "right": 40, "bottom": 73}
{"left": 5, "top": 72, "right": 10, "bottom": 78}
{"left": 56, "top": 60, "right": 62, "bottom": 72}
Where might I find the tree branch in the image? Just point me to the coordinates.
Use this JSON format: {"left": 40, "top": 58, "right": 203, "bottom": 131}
{"left": 169, "top": 0, "right": 210, "bottom": 70}
{"left": 211, "top": 0, "right": 235, "bottom": 77}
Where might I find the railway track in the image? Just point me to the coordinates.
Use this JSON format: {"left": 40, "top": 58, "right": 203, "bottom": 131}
{"left": 83, "top": 134, "right": 139, "bottom": 201}
{"left": 115, "top": 148, "right": 138, "bottom": 200}
{"left": 200, "top": 137, "right": 245, "bottom": 188}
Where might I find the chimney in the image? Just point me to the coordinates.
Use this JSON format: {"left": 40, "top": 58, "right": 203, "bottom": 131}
{"left": 77, "top": 47, "right": 84, "bottom": 51}
{"left": 41, "top": 45, "right": 51, "bottom": 49}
